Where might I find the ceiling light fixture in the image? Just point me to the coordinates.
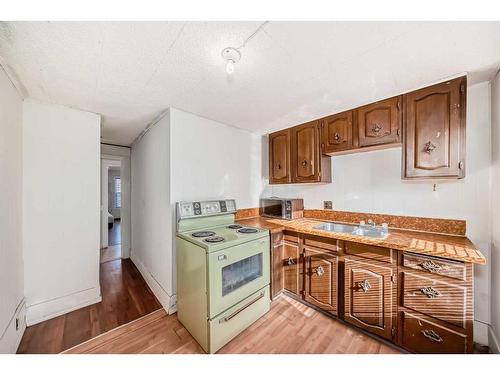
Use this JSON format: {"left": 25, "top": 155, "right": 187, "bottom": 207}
{"left": 221, "top": 47, "right": 241, "bottom": 75}
{"left": 221, "top": 21, "right": 270, "bottom": 75}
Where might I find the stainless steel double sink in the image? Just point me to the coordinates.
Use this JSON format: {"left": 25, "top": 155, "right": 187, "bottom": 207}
{"left": 312, "top": 222, "right": 389, "bottom": 239}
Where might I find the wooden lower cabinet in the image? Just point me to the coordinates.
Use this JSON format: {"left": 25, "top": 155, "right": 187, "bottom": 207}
{"left": 270, "top": 231, "right": 473, "bottom": 353}
{"left": 283, "top": 239, "right": 301, "bottom": 296}
{"left": 304, "top": 247, "right": 338, "bottom": 315}
{"left": 344, "top": 256, "right": 396, "bottom": 341}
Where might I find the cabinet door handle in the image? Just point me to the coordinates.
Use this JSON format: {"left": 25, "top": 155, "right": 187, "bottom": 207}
{"left": 314, "top": 265, "right": 325, "bottom": 276}
{"left": 420, "top": 286, "right": 441, "bottom": 298}
{"left": 419, "top": 260, "right": 443, "bottom": 273}
{"left": 276, "top": 163, "right": 281, "bottom": 170}
{"left": 301, "top": 159, "right": 308, "bottom": 167}
{"left": 423, "top": 141, "right": 437, "bottom": 153}
{"left": 372, "top": 123, "right": 382, "bottom": 133}
{"left": 421, "top": 329, "right": 443, "bottom": 343}
{"left": 287, "top": 257, "right": 295, "bottom": 265}
{"left": 334, "top": 133, "right": 341, "bottom": 142}
{"left": 359, "top": 279, "right": 371, "bottom": 292}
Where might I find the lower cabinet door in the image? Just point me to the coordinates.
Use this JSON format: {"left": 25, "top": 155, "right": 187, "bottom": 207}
{"left": 304, "top": 247, "right": 338, "bottom": 315}
{"left": 344, "top": 257, "right": 396, "bottom": 340}
{"left": 283, "top": 241, "right": 301, "bottom": 296}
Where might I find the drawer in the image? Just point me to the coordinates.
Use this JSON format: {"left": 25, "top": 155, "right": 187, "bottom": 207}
{"left": 401, "top": 311, "right": 467, "bottom": 353}
{"left": 209, "top": 286, "right": 270, "bottom": 353}
{"left": 284, "top": 231, "right": 299, "bottom": 243}
{"left": 402, "top": 271, "right": 468, "bottom": 328}
{"left": 345, "top": 242, "right": 393, "bottom": 263}
{"left": 402, "top": 253, "right": 466, "bottom": 281}
{"left": 303, "top": 235, "right": 340, "bottom": 252}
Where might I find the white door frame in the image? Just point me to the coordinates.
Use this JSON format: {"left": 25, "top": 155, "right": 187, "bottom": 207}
{"left": 100, "top": 144, "right": 131, "bottom": 258}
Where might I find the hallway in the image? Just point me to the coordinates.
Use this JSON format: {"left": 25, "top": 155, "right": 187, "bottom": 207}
{"left": 17, "top": 259, "right": 161, "bottom": 354}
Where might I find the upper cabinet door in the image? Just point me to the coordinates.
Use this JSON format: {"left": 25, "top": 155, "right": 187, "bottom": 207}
{"left": 269, "top": 129, "right": 291, "bottom": 184}
{"left": 357, "top": 96, "right": 402, "bottom": 147}
{"left": 321, "top": 111, "right": 355, "bottom": 153}
{"left": 291, "top": 121, "right": 321, "bottom": 183}
{"left": 403, "top": 77, "right": 466, "bottom": 179}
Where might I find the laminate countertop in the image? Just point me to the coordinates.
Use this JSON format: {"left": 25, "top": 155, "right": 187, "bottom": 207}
{"left": 236, "top": 216, "right": 486, "bottom": 265}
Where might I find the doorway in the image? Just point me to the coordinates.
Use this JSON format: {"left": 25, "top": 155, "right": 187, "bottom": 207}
{"left": 100, "top": 153, "right": 130, "bottom": 263}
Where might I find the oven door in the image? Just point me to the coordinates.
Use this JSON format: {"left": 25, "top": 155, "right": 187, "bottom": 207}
{"left": 260, "top": 199, "right": 285, "bottom": 219}
{"left": 207, "top": 237, "right": 270, "bottom": 318}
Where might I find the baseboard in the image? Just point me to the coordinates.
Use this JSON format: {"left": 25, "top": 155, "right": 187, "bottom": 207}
{"left": 473, "top": 320, "right": 489, "bottom": 345}
{"left": 489, "top": 326, "right": 500, "bottom": 354}
{"left": 130, "top": 254, "right": 173, "bottom": 313}
{"left": 26, "top": 287, "right": 101, "bottom": 326}
{"left": 0, "top": 299, "right": 26, "bottom": 353}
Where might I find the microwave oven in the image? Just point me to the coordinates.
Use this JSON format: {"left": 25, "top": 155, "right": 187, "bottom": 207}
{"left": 259, "top": 198, "right": 304, "bottom": 220}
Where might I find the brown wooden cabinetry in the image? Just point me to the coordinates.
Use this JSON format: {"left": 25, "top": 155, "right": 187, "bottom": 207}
{"left": 269, "top": 129, "right": 291, "bottom": 184}
{"left": 304, "top": 246, "right": 338, "bottom": 315}
{"left": 356, "top": 96, "right": 401, "bottom": 147}
{"left": 344, "top": 256, "right": 396, "bottom": 340}
{"left": 270, "top": 232, "right": 284, "bottom": 300}
{"left": 291, "top": 121, "right": 331, "bottom": 183}
{"left": 403, "top": 76, "right": 466, "bottom": 179}
{"left": 321, "top": 111, "right": 356, "bottom": 153}
{"left": 283, "top": 234, "right": 301, "bottom": 296}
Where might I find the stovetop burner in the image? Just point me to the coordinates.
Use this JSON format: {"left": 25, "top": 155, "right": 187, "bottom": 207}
{"left": 204, "top": 236, "right": 225, "bottom": 243}
{"left": 192, "top": 231, "right": 216, "bottom": 238}
{"left": 227, "top": 224, "right": 243, "bottom": 229}
{"left": 237, "top": 227, "right": 258, "bottom": 234}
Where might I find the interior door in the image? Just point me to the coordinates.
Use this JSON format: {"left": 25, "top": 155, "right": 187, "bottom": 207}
{"left": 269, "top": 129, "right": 291, "bottom": 184}
{"left": 291, "top": 121, "right": 320, "bottom": 182}
{"left": 344, "top": 257, "right": 395, "bottom": 340}
{"left": 304, "top": 247, "right": 338, "bottom": 314}
{"left": 321, "top": 111, "right": 354, "bottom": 153}
{"left": 356, "top": 96, "right": 401, "bottom": 147}
{"left": 403, "top": 77, "right": 466, "bottom": 178}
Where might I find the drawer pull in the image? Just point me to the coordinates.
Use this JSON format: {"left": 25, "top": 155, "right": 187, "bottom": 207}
{"left": 314, "top": 265, "right": 325, "bottom": 277}
{"left": 359, "top": 279, "right": 371, "bottom": 293}
{"left": 420, "top": 286, "right": 441, "bottom": 298}
{"left": 421, "top": 329, "right": 443, "bottom": 343}
{"left": 219, "top": 291, "right": 265, "bottom": 323}
{"left": 287, "top": 257, "right": 295, "bottom": 265}
{"left": 419, "top": 260, "right": 444, "bottom": 273}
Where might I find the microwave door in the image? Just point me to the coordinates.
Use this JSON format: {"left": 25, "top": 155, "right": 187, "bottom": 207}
{"left": 262, "top": 200, "right": 283, "bottom": 218}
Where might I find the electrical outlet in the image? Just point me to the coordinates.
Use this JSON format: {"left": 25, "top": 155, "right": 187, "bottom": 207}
{"left": 324, "top": 201, "right": 333, "bottom": 210}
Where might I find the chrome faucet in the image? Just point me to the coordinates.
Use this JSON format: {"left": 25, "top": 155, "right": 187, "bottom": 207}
{"left": 367, "top": 219, "right": 375, "bottom": 227}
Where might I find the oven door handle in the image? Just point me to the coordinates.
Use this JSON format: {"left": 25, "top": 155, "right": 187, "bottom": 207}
{"left": 219, "top": 291, "right": 266, "bottom": 323}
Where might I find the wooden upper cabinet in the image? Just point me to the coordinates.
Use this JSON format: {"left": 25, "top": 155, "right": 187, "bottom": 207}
{"left": 344, "top": 256, "right": 396, "bottom": 340}
{"left": 356, "top": 96, "right": 402, "bottom": 147}
{"left": 403, "top": 76, "right": 466, "bottom": 179}
{"left": 291, "top": 121, "right": 331, "bottom": 183}
{"left": 321, "top": 110, "right": 356, "bottom": 153}
{"left": 269, "top": 129, "right": 291, "bottom": 184}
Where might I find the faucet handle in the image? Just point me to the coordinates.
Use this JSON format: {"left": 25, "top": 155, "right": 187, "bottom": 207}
{"left": 359, "top": 220, "right": 366, "bottom": 226}
{"left": 367, "top": 219, "right": 375, "bottom": 226}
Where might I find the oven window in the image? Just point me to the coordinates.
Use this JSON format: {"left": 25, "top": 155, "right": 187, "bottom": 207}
{"left": 222, "top": 253, "right": 263, "bottom": 296}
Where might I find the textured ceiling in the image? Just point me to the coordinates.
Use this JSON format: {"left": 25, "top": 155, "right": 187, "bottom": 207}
{"left": 1, "top": 21, "right": 500, "bottom": 145}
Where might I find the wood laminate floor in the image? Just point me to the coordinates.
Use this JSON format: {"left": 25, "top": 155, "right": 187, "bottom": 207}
{"left": 64, "top": 295, "right": 401, "bottom": 354}
{"left": 109, "top": 219, "right": 121, "bottom": 246}
{"left": 100, "top": 245, "right": 121, "bottom": 263}
{"left": 17, "top": 259, "right": 161, "bottom": 354}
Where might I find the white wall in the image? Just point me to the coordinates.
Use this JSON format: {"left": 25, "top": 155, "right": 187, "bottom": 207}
{"left": 131, "top": 108, "right": 263, "bottom": 311}
{"left": 265, "top": 82, "right": 492, "bottom": 344}
{"left": 23, "top": 100, "right": 101, "bottom": 325}
{"left": 491, "top": 71, "right": 500, "bottom": 353}
{"left": 131, "top": 111, "right": 173, "bottom": 310}
{"left": 0, "top": 67, "right": 25, "bottom": 353}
